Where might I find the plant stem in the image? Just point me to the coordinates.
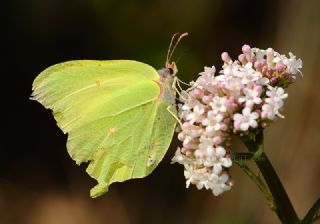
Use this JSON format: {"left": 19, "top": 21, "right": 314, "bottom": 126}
{"left": 240, "top": 131, "right": 300, "bottom": 224}
{"left": 301, "top": 198, "right": 320, "bottom": 224}
{"left": 233, "top": 156, "right": 275, "bottom": 210}
{"left": 255, "top": 152, "right": 299, "bottom": 223}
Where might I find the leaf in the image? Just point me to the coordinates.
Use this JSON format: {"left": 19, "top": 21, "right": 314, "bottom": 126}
{"left": 31, "top": 60, "right": 177, "bottom": 197}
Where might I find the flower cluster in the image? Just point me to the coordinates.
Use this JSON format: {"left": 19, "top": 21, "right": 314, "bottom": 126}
{"left": 172, "top": 45, "right": 302, "bottom": 196}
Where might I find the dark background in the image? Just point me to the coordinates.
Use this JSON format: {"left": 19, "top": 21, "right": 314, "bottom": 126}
{"left": 2, "top": 0, "right": 320, "bottom": 223}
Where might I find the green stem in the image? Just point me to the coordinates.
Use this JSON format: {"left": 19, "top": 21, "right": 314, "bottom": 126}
{"left": 241, "top": 131, "right": 300, "bottom": 224}
{"left": 255, "top": 152, "right": 299, "bottom": 223}
{"left": 233, "top": 155, "right": 275, "bottom": 210}
{"left": 301, "top": 198, "right": 320, "bottom": 224}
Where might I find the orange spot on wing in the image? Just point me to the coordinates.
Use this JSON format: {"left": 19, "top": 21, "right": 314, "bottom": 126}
{"left": 108, "top": 127, "right": 117, "bottom": 134}
{"left": 96, "top": 80, "right": 101, "bottom": 87}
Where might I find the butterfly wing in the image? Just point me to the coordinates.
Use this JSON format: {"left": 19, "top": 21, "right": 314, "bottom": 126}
{"left": 31, "top": 60, "right": 176, "bottom": 197}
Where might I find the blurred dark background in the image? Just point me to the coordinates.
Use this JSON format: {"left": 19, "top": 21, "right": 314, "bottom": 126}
{"left": 2, "top": 0, "right": 319, "bottom": 223}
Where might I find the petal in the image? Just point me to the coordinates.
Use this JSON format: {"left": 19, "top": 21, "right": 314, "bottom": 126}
{"left": 254, "top": 98, "right": 262, "bottom": 104}
{"left": 219, "top": 173, "right": 230, "bottom": 183}
{"left": 233, "top": 113, "right": 242, "bottom": 121}
{"left": 250, "top": 120, "right": 258, "bottom": 128}
{"left": 222, "top": 158, "right": 232, "bottom": 167}
{"left": 238, "top": 97, "right": 246, "bottom": 103}
{"left": 251, "top": 112, "right": 259, "bottom": 119}
{"left": 242, "top": 107, "right": 251, "bottom": 115}
{"left": 215, "top": 146, "right": 226, "bottom": 157}
{"left": 240, "top": 123, "right": 249, "bottom": 131}
{"left": 212, "top": 187, "right": 223, "bottom": 196}
{"left": 213, "top": 164, "right": 223, "bottom": 174}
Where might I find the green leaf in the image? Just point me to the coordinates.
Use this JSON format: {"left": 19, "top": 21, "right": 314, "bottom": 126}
{"left": 31, "top": 60, "right": 177, "bottom": 197}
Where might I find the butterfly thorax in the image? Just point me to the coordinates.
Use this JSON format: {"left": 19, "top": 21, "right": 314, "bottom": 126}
{"left": 157, "top": 67, "right": 176, "bottom": 105}
{"left": 157, "top": 67, "right": 173, "bottom": 78}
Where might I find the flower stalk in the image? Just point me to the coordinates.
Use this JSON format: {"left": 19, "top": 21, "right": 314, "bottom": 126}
{"left": 302, "top": 198, "right": 320, "bottom": 224}
{"left": 240, "top": 131, "right": 300, "bottom": 224}
{"left": 233, "top": 152, "right": 275, "bottom": 210}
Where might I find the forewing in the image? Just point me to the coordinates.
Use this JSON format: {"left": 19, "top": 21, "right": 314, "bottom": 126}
{"left": 31, "top": 60, "right": 160, "bottom": 132}
{"left": 32, "top": 60, "right": 177, "bottom": 197}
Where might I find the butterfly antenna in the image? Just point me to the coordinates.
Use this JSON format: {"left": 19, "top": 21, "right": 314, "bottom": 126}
{"left": 166, "top": 33, "right": 180, "bottom": 63}
{"left": 166, "top": 32, "right": 188, "bottom": 64}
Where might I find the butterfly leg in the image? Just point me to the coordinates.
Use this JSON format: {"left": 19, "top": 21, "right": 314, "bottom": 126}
{"left": 166, "top": 105, "right": 183, "bottom": 129}
{"left": 177, "top": 78, "right": 191, "bottom": 87}
{"left": 172, "top": 77, "right": 188, "bottom": 101}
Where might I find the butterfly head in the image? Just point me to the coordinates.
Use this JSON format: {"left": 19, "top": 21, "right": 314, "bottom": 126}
{"left": 163, "top": 61, "right": 178, "bottom": 76}
{"left": 160, "top": 32, "right": 188, "bottom": 78}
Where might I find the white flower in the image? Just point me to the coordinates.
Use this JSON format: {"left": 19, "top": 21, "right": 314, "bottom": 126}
{"left": 273, "top": 52, "right": 302, "bottom": 75}
{"left": 203, "top": 146, "right": 232, "bottom": 173}
{"left": 215, "top": 74, "right": 228, "bottom": 83}
{"left": 266, "top": 86, "right": 287, "bottom": 99}
{"left": 256, "top": 77, "right": 269, "bottom": 86}
{"left": 229, "top": 62, "right": 262, "bottom": 85}
{"left": 221, "top": 63, "right": 235, "bottom": 76}
{"left": 208, "top": 172, "right": 232, "bottom": 196}
{"left": 196, "top": 66, "right": 217, "bottom": 91}
{"left": 185, "top": 125, "right": 203, "bottom": 138}
{"left": 182, "top": 135, "right": 196, "bottom": 149}
{"left": 224, "top": 76, "right": 243, "bottom": 98}
{"left": 202, "top": 111, "right": 224, "bottom": 134}
{"left": 261, "top": 101, "right": 285, "bottom": 119}
{"left": 283, "top": 52, "right": 303, "bottom": 75}
{"left": 265, "top": 86, "right": 288, "bottom": 108}
{"left": 186, "top": 103, "right": 206, "bottom": 124}
{"left": 198, "top": 135, "right": 214, "bottom": 150}
{"left": 209, "top": 96, "right": 228, "bottom": 114}
{"left": 199, "top": 66, "right": 216, "bottom": 76}
{"left": 262, "top": 87, "right": 288, "bottom": 119}
{"left": 181, "top": 96, "right": 197, "bottom": 112}
{"left": 251, "top": 48, "right": 266, "bottom": 60}
{"left": 233, "top": 108, "right": 259, "bottom": 131}
{"left": 238, "top": 87, "right": 262, "bottom": 108}
{"left": 261, "top": 103, "right": 277, "bottom": 120}
{"left": 183, "top": 165, "right": 232, "bottom": 196}
{"left": 171, "top": 148, "right": 187, "bottom": 164}
{"left": 195, "top": 79, "right": 220, "bottom": 96}
{"left": 184, "top": 165, "right": 208, "bottom": 188}
{"left": 241, "top": 70, "right": 262, "bottom": 85}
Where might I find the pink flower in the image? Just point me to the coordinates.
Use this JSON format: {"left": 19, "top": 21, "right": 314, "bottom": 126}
{"left": 173, "top": 44, "right": 302, "bottom": 196}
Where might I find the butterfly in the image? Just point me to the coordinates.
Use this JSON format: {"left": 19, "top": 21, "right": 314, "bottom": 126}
{"left": 31, "top": 33, "right": 188, "bottom": 197}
